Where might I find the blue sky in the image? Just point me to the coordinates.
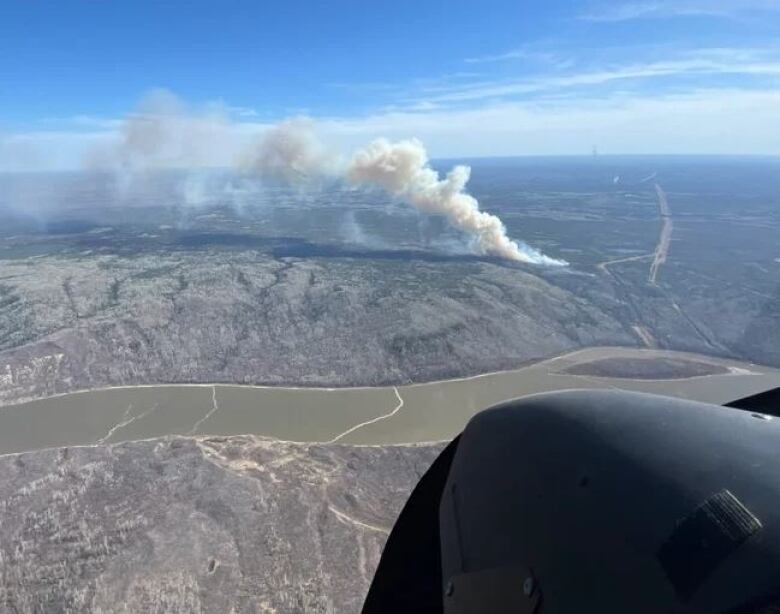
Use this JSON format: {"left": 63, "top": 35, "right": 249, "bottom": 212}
{"left": 2, "top": 0, "right": 780, "bottom": 168}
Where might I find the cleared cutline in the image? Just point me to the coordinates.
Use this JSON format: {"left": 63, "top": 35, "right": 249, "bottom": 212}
{"left": 328, "top": 505, "right": 389, "bottom": 534}
{"left": 325, "top": 386, "right": 404, "bottom": 444}
{"left": 96, "top": 402, "right": 160, "bottom": 444}
{"left": 187, "top": 385, "right": 220, "bottom": 435}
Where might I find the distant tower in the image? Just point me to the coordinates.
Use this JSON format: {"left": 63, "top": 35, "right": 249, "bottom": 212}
{"left": 592, "top": 145, "right": 599, "bottom": 157}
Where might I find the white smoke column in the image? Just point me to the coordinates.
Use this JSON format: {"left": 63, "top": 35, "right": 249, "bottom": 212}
{"left": 346, "top": 138, "right": 566, "bottom": 265}
{"left": 240, "top": 119, "right": 338, "bottom": 183}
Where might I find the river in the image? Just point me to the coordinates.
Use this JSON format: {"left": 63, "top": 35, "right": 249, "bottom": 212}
{"left": 0, "top": 347, "right": 778, "bottom": 455}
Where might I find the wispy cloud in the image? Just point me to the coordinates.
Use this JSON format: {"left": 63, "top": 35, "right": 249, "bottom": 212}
{"left": 227, "top": 106, "right": 260, "bottom": 119}
{"left": 464, "top": 48, "right": 571, "bottom": 67}
{"left": 411, "top": 51, "right": 780, "bottom": 105}
{"left": 36, "top": 115, "right": 123, "bottom": 130}
{"left": 5, "top": 40, "right": 780, "bottom": 172}
{"left": 582, "top": 0, "right": 780, "bottom": 22}
{"left": 315, "top": 87, "right": 780, "bottom": 157}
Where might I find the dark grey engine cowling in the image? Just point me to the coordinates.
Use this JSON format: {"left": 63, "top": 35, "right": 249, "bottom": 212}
{"left": 363, "top": 389, "right": 780, "bottom": 613}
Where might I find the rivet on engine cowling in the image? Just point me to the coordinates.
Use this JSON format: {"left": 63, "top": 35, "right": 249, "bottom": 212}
{"left": 445, "top": 580, "right": 455, "bottom": 597}
{"left": 523, "top": 576, "right": 535, "bottom": 596}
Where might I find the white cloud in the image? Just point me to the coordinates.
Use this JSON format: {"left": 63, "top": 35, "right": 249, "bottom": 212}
{"left": 464, "top": 48, "right": 569, "bottom": 66}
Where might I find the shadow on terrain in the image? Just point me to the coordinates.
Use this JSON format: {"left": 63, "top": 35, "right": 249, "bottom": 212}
{"left": 174, "top": 234, "right": 495, "bottom": 266}
{"left": 34, "top": 226, "right": 527, "bottom": 269}
{"left": 271, "top": 240, "right": 512, "bottom": 266}
{"left": 174, "top": 233, "right": 306, "bottom": 250}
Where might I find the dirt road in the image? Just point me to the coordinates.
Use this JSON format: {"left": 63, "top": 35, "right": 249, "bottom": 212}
{"left": 648, "top": 182, "right": 672, "bottom": 285}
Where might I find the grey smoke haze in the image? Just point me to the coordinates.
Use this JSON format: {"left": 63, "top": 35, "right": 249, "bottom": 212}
{"left": 240, "top": 119, "right": 340, "bottom": 184}
{"left": 87, "top": 90, "right": 237, "bottom": 172}
{"left": 6, "top": 91, "right": 565, "bottom": 264}
{"left": 84, "top": 90, "right": 256, "bottom": 209}
{"left": 341, "top": 210, "right": 390, "bottom": 249}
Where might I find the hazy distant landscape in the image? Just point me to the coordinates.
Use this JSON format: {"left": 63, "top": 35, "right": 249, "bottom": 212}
{"left": 6, "top": 1, "right": 780, "bottom": 610}
{"left": 3, "top": 155, "right": 779, "bottom": 614}
{"left": 0, "top": 156, "right": 778, "bottom": 406}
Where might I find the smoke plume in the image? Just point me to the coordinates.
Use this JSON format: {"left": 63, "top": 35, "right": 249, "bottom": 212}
{"left": 238, "top": 122, "right": 565, "bottom": 264}
{"left": 345, "top": 138, "right": 566, "bottom": 265}
{"left": 84, "top": 90, "right": 256, "bottom": 207}
{"left": 88, "top": 90, "right": 236, "bottom": 173}
{"left": 78, "top": 92, "right": 565, "bottom": 264}
{"left": 240, "top": 119, "right": 338, "bottom": 184}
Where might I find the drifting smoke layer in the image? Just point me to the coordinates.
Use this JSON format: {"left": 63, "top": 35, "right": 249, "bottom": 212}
{"left": 84, "top": 90, "right": 251, "bottom": 208}
{"left": 82, "top": 91, "right": 564, "bottom": 264}
{"left": 345, "top": 138, "right": 566, "bottom": 265}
